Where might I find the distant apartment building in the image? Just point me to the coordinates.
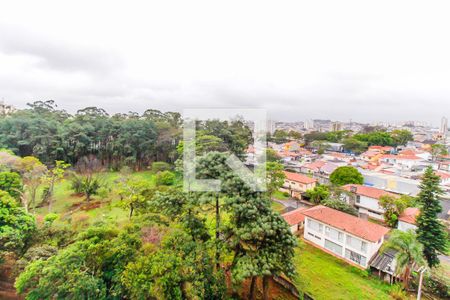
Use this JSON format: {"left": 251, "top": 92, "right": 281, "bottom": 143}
{"left": 330, "top": 121, "right": 342, "bottom": 132}
{"left": 303, "top": 205, "right": 390, "bottom": 268}
{"left": 440, "top": 116, "right": 448, "bottom": 139}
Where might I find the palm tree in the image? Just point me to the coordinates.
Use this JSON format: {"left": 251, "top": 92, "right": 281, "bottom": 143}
{"left": 382, "top": 229, "right": 425, "bottom": 289}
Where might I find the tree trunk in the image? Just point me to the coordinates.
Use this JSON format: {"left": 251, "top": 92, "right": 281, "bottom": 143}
{"left": 48, "top": 180, "right": 55, "bottom": 213}
{"left": 248, "top": 276, "right": 256, "bottom": 300}
{"left": 215, "top": 195, "right": 220, "bottom": 270}
{"left": 263, "top": 275, "right": 270, "bottom": 300}
{"left": 403, "top": 265, "right": 411, "bottom": 289}
{"left": 31, "top": 187, "right": 37, "bottom": 212}
{"left": 129, "top": 205, "right": 134, "bottom": 219}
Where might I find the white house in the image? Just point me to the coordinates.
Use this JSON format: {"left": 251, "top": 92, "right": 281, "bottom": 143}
{"left": 342, "top": 184, "right": 398, "bottom": 221}
{"left": 281, "top": 207, "right": 308, "bottom": 234}
{"left": 302, "top": 205, "right": 390, "bottom": 268}
{"left": 397, "top": 207, "right": 420, "bottom": 232}
{"left": 281, "top": 171, "right": 317, "bottom": 199}
{"left": 379, "top": 154, "right": 425, "bottom": 171}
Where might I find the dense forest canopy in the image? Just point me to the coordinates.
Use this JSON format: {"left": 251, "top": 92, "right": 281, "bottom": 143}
{"left": 0, "top": 101, "right": 253, "bottom": 170}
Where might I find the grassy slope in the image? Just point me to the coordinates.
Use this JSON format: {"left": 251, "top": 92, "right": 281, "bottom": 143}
{"left": 273, "top": 190, "right": 289, "bottom": 200}
{"left": 293, "top": 239, "right": 393, "bottom": 300}
{"left": 35, "top": 171, "right": 156, "bottom": 226}
{"left": 34, "top": 171, "right": 396, "bottom": 300}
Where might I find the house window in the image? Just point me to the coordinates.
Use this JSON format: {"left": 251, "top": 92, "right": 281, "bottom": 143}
{"left": 361, "top": 241, "right": 367, "bottom": 252}
{"left": 307, "top": 219, "right": 323, "bottom": 233}
{"left": 308, "top": 232, "right": 321, "bottom": 240}
{"left": 325, "top": 226, "right": 343, "bottom": 242}
{"left": 325, "top": 239, "right": 343, "bottom": 255}
{"left": 356, "top": 196, "right": 360, "bottom": 203}
{"left": 345, "top": 249, "right": 367, "bottom": 266}
{"left": 346, "top": 235, "right": 368, "bottom": 254}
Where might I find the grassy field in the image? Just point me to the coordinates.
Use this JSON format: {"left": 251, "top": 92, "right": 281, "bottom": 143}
{"left": 273, "top": 190, "right": 289, "bottom": 200}
{"left": 271, "top": 200, "right": 286, "bottom": 213}
{"left": 293, "top": 239, "right": 394, "bottom": 300}
{"left": 34, "top": 171, "right": 157, "bottom": 226}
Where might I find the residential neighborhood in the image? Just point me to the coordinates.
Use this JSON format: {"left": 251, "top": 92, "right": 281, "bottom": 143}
{"left": 263, "top": 118, "right": 450, "bottom": 299}
{"left": 1, "top": 2, "right": 450, "bottom": 299}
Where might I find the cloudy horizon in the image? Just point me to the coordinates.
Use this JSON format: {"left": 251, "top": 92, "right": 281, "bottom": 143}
{"left": 1, "top": 0, "right": 449, "bottom": 125}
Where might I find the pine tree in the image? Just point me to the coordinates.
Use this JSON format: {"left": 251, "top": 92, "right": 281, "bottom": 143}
{"left": 416, "top": 166, "right": 448, "bottom": 268}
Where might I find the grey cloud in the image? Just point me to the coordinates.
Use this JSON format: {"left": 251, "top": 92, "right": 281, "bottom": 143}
{"left": 0, "top": 24, "right": 122, "bottom": 75}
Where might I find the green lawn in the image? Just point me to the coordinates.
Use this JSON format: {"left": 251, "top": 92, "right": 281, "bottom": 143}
{"left": 293, "top": 239, "right": 393, "bottom": 300}
{"left": 34, "top": 171, "right": 157, "bottom": 226}
{"left": 273, "top": 190, "right": 289, "bottom": 200}
{"left": 271, "top": 201, "right": 285, "bottom": 213}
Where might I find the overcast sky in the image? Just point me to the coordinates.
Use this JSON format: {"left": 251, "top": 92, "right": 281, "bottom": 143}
{"left": 0, "top": 0, "right": 449, "bottom": 125}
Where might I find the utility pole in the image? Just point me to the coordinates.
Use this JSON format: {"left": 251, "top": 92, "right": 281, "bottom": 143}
{"left": 417, "top": 266, "right": 426, "bottom": 300}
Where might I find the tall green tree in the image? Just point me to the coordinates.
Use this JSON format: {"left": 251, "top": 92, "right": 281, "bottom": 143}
{"left": 416, "top": 167, "right": 447, "bottom": 268}
{"left": 264, "top": 162, "right": 286, "bottom": 196}
{"left": 330, "top": 166, "right": 364, "bottom": 186}
{"left": 391, "top": 129, "right": 413, "bottom": 146}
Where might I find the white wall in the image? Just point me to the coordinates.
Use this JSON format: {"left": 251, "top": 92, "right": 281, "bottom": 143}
{"left": 356, "top": 195, "right": 384, "bottom": 220}
{"left": 303, "top": 217, "right": 383, "bottom": 268}
{"left": 397, "top": 221, "right": 417, "bottom": 232}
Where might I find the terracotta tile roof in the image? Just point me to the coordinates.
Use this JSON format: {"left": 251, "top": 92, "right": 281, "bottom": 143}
{"left": 381, "top": 154, "right": 422, "bottom": 160}
{"left": 303, "top": 161, "right": 326, "bottom": 171}
{"left": 342, "top": 184, "right": 397, "bottom": 200}
{"left": 282, "top": 207, "right": 308, "bottom": 225}
{"left": 302, "top": 205, "right": 390, "bottom": 242}
{"left": 278, "top": 151, "right": 299, "bottom": 158}
{"left": 436, "top": 171, "right": 450, "bottom": 180}
{"left": 398, "top": 207, "right": 420, "bottom": 225}
{"left": 284, "top": 171, "right": 317, "bottom": 184}
{"left": 369, "top": 146, "right": 394, "bottom": 152}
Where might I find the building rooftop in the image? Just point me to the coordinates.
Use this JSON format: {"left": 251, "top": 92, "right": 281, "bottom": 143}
{"left": 284, "top": 171, "right": 317, "bottom": 184}
{"left": 342, "top": 184, "right": 397, "bottom": 200}
{"left": 302, "top": 205, "right": 390, "bottom": 242}
{"left": 398, "top": 207, "right": 420, "bottom": 225}
{"left": 281, "top": 207, "right": 308, "bottom": 225}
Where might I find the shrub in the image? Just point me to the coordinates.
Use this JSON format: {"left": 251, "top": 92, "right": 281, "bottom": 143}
{"left": 43, "top": 213, "right": 59, "bottom": 226}
{"left": 155, "top": 171, "right": 176, "bottom": 186}
{"left": 96, "top": 186, "right": 110, "bottom": 200}
{"left": 71, "top": 213, "right": 90, "bottom": 229}
{"left": 151, "top": 161, "right": 172, "bottom": 173}
{"left": 0, "top": 171, "right": 23, "bottom": 199}
{"left": 70, "top": 173, "right": 103, "bottom": 201}
{"left": 423, "top": 273, "right": 449, "bottom": 298}
{"left": 389, "top": 284, "right": 407, "bottom": 300}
